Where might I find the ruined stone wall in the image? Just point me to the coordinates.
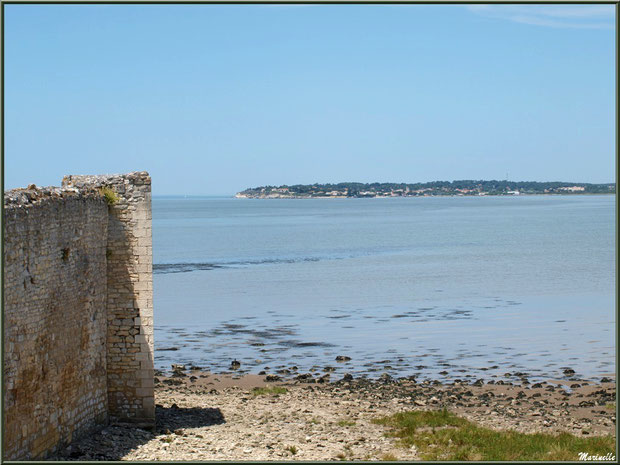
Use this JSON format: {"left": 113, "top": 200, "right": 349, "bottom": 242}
{"left": 3, "top": 172, "right": 154, "bottom": 461}
{"left": 63, "top": 173, "right": 154, "bottom": 426}
{"left": 3, "top": 188, "right": 109, "bottom": 460}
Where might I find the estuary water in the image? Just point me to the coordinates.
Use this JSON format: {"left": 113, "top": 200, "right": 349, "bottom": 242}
{"left": 153, "top": 195, "right": 615, "bottom": 383}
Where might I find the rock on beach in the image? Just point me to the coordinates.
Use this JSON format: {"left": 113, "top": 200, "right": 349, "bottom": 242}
{"left": 52, "top": 372, "right": 616, "bottom": 461}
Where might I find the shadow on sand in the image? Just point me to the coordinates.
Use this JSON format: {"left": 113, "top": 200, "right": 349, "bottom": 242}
{"left": 51, "top": 405, "right": 225, "bottom": 461}
{"left": 154, "top": 404, "right": 225, "bottom": 432}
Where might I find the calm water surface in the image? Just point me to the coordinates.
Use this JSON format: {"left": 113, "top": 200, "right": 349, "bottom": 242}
{"left": 153, "top": 195, "right": 615, "bottom": 382}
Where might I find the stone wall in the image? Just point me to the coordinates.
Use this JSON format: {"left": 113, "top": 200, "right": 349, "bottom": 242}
{"left": 3, "top": 172, "right": 154, "bottom": 460}
{"left": 63, "top": 173, "right": 154, "bottom": 426}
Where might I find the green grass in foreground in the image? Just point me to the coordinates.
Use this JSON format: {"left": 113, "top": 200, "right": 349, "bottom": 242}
{"left": 250, "top": 386, "right": 288, "bottom": 396}
{"left": 337, "top": 420, "right": 356, "bottom": 427}
{"left": 372, "top": 409, "right": 615, "bottom": 461}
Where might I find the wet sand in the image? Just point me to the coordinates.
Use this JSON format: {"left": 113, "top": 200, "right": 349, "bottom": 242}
{"left": 154, "top": 292, "right": 615, "bottom": 385}
{"left": 53, "top": 370, "right": 616, "bottom": 461}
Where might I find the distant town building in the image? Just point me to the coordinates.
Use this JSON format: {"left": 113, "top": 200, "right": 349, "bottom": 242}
{"left": 559, "top": 186, "right": 586, "bottom": 192}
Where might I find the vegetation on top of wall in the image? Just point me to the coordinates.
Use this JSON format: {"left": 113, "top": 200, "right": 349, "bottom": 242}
{"left": 100, "top": 187, "right": 119, "bottom": 205}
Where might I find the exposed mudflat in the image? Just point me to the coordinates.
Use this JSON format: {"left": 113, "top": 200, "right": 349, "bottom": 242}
{"left": 154, "top": 293, "right": 616, "bottom": 385}
{"left": 53, "top": 371, "right": 616, "bottom": 461}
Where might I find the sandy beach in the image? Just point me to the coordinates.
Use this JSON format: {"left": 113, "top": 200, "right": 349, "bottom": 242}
{"left": 53, "top": 370, "right": 616, "bottom": 461}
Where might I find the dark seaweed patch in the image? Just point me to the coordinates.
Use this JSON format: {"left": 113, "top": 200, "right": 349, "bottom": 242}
{"left": 278, "top": 340, "right": 336, "bottom": 348}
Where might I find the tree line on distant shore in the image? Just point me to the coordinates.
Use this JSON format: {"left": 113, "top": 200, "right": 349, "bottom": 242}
{"left": 238, "top": 180, "right": 615, "bottom": 197}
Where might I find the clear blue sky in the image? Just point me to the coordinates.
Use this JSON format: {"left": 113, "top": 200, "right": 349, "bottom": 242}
{"left": 3, "top": 4, "right": 616, "bottom": 195}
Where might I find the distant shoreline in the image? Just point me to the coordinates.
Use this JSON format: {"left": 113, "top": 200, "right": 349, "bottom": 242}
{"left": 236, "top": 181, "right": 615, "bottom": 199}
{"left": 234, "top": 192, "right": 615, "bottom": 199}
